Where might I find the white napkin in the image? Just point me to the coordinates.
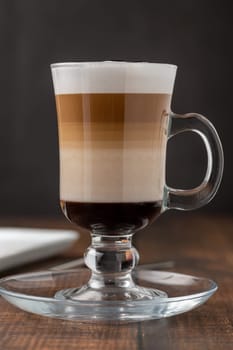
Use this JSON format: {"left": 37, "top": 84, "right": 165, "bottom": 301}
{"left": 0, "top": 228, "right": 79, "bottom": 272}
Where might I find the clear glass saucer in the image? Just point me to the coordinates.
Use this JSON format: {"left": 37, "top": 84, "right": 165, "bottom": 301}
{"left": 0, "top": 268, "right": 217, "bottom": 322}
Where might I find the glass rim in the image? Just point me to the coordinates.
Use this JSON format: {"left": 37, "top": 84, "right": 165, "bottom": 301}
{"left": 50, "top": 61, "right": 177, "bottom": 70}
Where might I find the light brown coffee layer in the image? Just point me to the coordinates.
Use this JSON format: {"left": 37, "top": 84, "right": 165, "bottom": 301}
{"left": 59, "top": 148, "right": 166, "bottom": 202}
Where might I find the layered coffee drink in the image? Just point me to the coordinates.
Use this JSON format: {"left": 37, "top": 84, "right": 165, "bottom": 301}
{"left": 52, "top": 62, "right": 174, "bottom": 234}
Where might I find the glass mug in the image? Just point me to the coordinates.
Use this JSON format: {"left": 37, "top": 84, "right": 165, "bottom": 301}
{"left": 51, "top": 62, "right": 223, "bottom": 306}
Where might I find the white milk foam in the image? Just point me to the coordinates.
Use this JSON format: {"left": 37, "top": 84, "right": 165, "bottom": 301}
{"left": 51, "top": 61, "right": 177, "bottom": 94}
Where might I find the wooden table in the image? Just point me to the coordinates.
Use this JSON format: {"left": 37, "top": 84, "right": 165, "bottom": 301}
{"left": 0, "top": 212, "right": 232, "bottom": 350}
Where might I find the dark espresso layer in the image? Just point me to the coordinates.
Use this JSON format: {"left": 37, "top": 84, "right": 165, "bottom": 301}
{"left": 61, "top": 201, "right": 162, "bottom": 234}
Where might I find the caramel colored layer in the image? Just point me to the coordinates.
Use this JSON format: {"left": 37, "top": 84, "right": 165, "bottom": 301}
{"left": 56, "top": 93, "right": 171, "bottom": 123}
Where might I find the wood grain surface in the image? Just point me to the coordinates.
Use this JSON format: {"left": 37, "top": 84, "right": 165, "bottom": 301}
{"left": 0, "top": 212, "right": 232, "bottom": 350}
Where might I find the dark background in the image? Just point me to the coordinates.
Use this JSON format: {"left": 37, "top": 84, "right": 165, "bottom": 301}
{"left": 0, "top": 0, "right": 231, "bottom": 217}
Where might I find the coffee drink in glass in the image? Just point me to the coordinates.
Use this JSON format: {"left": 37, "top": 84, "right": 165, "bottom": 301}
{"left": 51, "top": 61, "right": 223, "bottom": 305}
{"left": 54, "top": 64, "right": 174, "bottom": 234}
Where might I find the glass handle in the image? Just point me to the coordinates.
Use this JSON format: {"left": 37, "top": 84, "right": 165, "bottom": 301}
{"left": 164, "top": 113, "right": 224, "bottom": 210}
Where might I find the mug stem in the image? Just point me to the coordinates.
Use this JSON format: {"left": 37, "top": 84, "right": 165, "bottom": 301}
{"left": 55, "top": 233, "right": 167, "bottom": 301}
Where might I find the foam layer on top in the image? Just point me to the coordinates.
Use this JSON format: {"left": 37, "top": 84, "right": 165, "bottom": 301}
{"left": 51, "top": 61, "right": 177, "bottom": 94}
